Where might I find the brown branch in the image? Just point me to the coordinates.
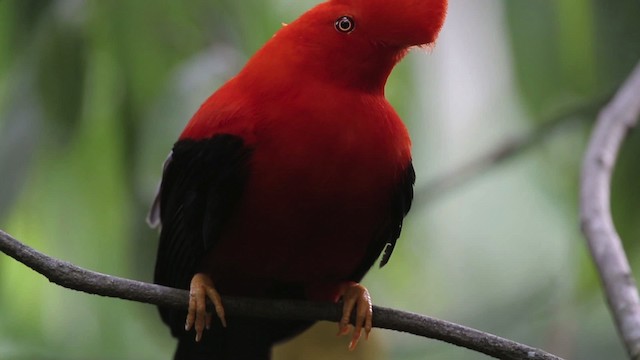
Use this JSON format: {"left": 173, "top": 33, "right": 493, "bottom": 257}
{"left": 0, "top": 229, "right": 562, "bottom": 360}
{"left": 580, "top": 61, "right": 640, "bottom": 359}
{"left": 416, "top": 93, "right": 611, "bottom": 205}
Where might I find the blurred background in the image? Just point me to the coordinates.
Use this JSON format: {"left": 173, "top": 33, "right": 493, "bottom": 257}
{"left": 1, "top": 0, "right": 639, "bottom": 359}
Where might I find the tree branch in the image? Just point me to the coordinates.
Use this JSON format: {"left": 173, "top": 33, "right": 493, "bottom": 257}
{"left": 416, "top": 94, "right": 611, "bottom": 205}
{"left": 580, "top": 61, "right": 640, "bottom": 360}
{"left": 0, "top": 229, "right": 562, "bottom": 360}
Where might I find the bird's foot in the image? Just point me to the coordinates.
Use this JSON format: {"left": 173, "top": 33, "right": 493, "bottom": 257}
{"left": 185, "top": 272, "right": 227, "bottom": 342}
{"left": 336, "top": 281, "right": 373, "bottom": 350}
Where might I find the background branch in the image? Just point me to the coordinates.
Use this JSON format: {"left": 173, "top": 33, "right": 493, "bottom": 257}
{"left": 0, "top": 229, "right": 562, "bottom": 360}
{"left": 416, "top": 93, "right": 611, "bottom": 205}
{"left": 580, "top": 61, "right": 640, "bottom": 359}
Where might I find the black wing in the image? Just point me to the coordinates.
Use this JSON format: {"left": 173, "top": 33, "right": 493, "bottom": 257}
{"left": 349, "top": 162, "right": 415, "bottom": 281}
{"left": 151, "top": 134, "right": 252, "bottom": 334}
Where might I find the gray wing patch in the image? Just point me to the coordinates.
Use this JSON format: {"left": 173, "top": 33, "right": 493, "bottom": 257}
{"left": 147, "top": 152, "right": 173, "bottom": 229}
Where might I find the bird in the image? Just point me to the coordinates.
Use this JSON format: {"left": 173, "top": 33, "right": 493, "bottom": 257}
{"left": 147, "top": 0, "right": 447, "bottom": 358}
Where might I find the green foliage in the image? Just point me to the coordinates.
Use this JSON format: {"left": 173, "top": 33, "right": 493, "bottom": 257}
{"left": 506, "top": 0, "right": 640, "bottom": 288}
{"left": 0, "top": 0, "right": 638, "bottom": 359}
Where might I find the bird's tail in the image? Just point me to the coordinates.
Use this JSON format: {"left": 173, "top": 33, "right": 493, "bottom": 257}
{"left": 174, "top": 332, "right": 270, "bottom": 360}
{"left": 172, "top": 317, "right": 313, "bottom": 360}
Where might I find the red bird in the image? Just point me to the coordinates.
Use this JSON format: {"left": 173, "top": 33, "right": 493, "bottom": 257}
{"left": 148, "top": 0, "right": 447, "bottom": 358}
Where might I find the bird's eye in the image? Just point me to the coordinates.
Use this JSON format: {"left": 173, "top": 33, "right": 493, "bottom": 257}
{"left": 335, "top": 16, "right": 355, "bottom": 33}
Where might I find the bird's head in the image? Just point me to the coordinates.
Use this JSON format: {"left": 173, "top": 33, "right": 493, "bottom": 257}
{"left": 325, "top": 0, "right": 448, "bottom": 48}
{"left": 243, "top": 0, "right": 448, "bottom": 92}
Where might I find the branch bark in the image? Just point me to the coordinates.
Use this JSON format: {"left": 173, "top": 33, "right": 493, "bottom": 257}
{"left": 580, "top": 61, "right": 640, "bottom": 359}
{"left": 0, "top": 229, "right": 562, "bottom": 360}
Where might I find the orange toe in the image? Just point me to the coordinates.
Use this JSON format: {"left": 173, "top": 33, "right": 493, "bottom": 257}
{"left": 185, "top": 273, "right": 226, "bottom": 342}
{"left": 337, "top": 282, "right": 373, "bottom": 350}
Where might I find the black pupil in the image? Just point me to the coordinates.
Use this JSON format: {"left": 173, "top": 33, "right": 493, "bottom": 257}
{"left": 336, "top": 16, "right": 353, "bottom": 32}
